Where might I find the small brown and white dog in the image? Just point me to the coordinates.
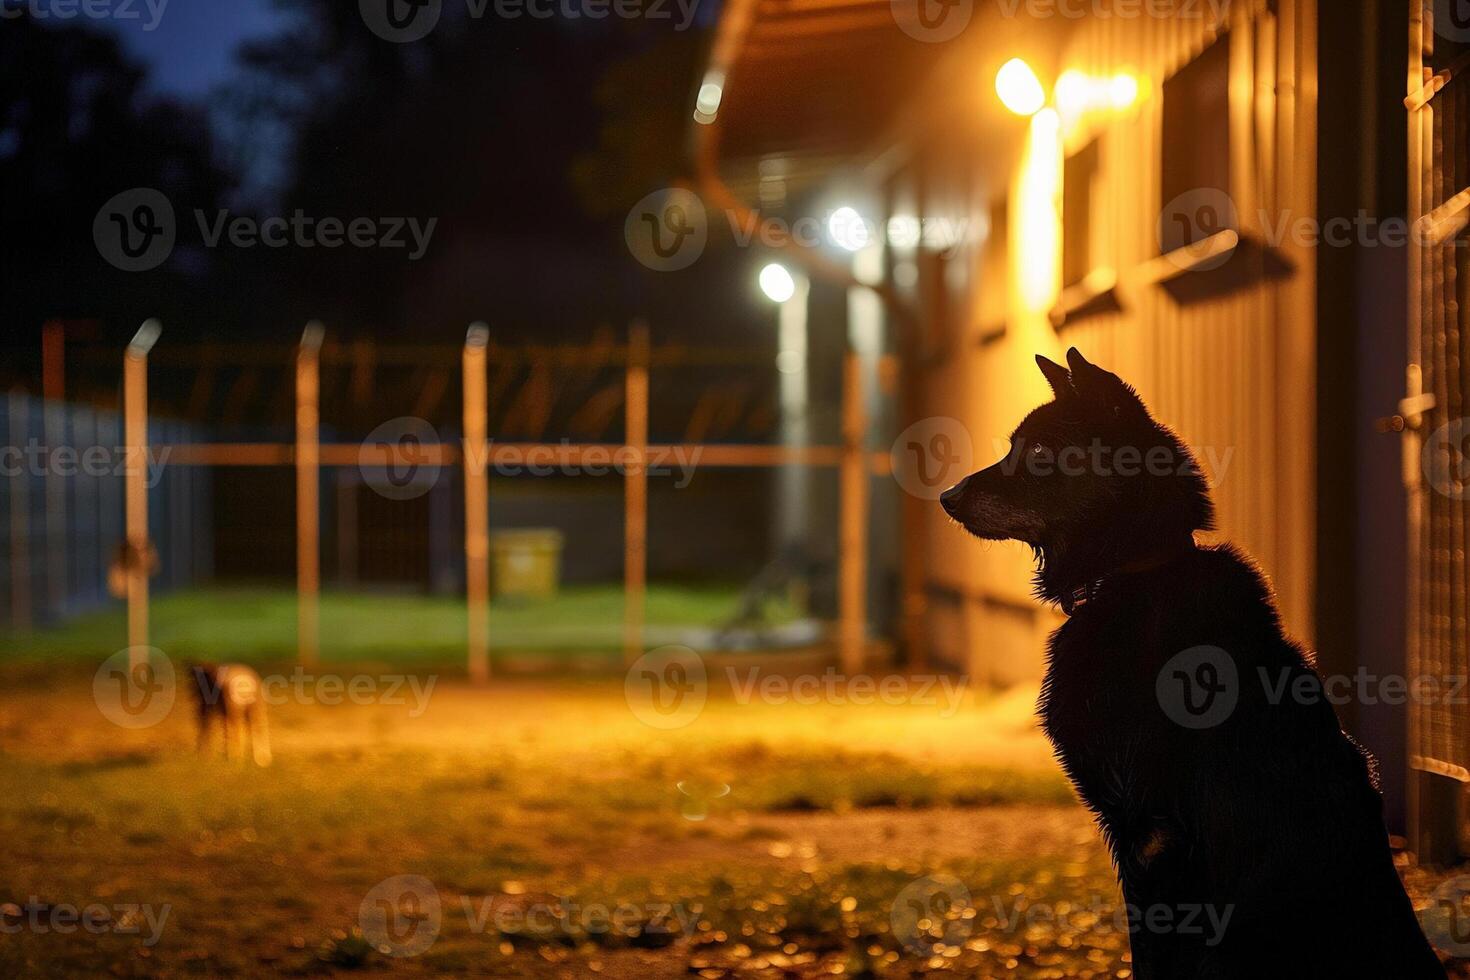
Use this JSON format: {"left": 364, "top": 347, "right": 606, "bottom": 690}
{"left": 188, "top": 664, "right": 271, "bottom": 767}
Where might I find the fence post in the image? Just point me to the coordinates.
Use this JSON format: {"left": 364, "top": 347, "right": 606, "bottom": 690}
{"left": 125, "top": 320, "right": 160, "bottom": 666}
{"left": 463, "top": 323, "right": 491, "bottom": 684}
{"left": 623, "top": 320, "right": 649, "bottom": 666}
{"left": 296, "top": 322, "right": 324, "bottom": 667}
{"left": 839, "top": 349, "right": 868, "bottom": 675}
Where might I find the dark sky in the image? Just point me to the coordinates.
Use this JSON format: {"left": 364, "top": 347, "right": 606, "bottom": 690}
{"left": 94, "top": 0, "right": 288, "bottom": 97}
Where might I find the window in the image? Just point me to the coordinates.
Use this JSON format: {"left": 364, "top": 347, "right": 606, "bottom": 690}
{"left": 1063, "top": 138, "right": 1101, "bottom": 287}
{"left": 1159, "top": 37, "right": 1232, "bottom": 254}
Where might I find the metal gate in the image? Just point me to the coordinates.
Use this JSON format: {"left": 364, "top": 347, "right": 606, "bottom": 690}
{"left": 1407, "top": 0, "right": 1470, "bottom": 861}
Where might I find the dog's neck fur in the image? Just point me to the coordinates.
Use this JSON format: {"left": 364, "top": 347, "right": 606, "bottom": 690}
{"left": 1036, "top": 525, "right": 1198, "bottom": 608}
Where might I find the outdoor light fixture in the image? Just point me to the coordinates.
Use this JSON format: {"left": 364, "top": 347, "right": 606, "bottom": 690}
{"left": 759, "top": 262, "right": 797, "bottom": 303}
{"left": 694, "top": 71, "right": 724, "bottom": 125}
{"left": 995, "top": 58, "right": 1046, "bottom": 117}
{"left": 827, "top": 206, "right": 871, "bottom": 252}
{"left": 1056, "top": 69, "right": 1142, "bottom": 118}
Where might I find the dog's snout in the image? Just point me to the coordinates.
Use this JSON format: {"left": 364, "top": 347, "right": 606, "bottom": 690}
{"left": 940, "top": 477, "right": 970, "bottom": 516}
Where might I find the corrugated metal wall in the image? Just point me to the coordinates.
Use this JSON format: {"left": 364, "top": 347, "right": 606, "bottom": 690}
{"left": 916, "top": 0, "right": 1319, "bottom": 681}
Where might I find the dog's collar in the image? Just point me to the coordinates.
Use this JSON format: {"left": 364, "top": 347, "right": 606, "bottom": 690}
{"left": 1058, "top": 541, "right": 1197, "bottom": 617}
{"left": 1060, "top": 581, "right": 1100, "bottom": 616}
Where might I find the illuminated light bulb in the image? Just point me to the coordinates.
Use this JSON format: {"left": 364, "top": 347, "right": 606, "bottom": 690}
{"left": 1110, "top": 73, "right": 1140, "bottom": 109}
{"left": 693, "top": 72, "right": 724, "bottom": 125}
{"left": 759, "top": 262, "right": 797, "bottom": 303}
{"left": 995, "top": 58, "right": 1046, "bottom": 117}
{"left": 827, "top": 206, "right": 871, "bottom": 252}
{"left": 1054, "top": 70, "right": 1090, "bottom": 117}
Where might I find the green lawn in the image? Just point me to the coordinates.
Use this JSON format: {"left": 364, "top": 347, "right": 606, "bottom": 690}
{"left": 2, "top": 584, "right": 798, "bottom": 668}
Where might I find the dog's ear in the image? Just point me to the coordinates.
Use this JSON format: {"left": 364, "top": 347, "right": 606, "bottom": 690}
{"left": 1035, "top": 355, "right": 1074, "bottom": 401}
{"left": 1065, "top": 348, "right": 1146, "bottom": 418}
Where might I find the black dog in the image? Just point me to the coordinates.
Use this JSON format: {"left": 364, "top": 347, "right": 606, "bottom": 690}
{"left": 941, "top": 349, "right": 1443, "bottom": 978}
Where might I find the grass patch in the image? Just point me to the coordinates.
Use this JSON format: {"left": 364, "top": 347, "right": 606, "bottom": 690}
{"left": 2, "top": 583, "right": 797, "bottom": 667}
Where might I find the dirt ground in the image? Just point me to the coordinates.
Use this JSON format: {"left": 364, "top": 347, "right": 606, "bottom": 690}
{"left": 0, "top": 667, "right": 1464, "bottom": 978}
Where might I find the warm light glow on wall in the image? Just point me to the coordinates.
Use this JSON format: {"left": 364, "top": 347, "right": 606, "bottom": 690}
{"left": 995, "top": 59, "right": 1046, "bottom": 117}
{"left": 1015, "top": 108, "right": 1061, "bottom": 312}
{"left": 1055, "top": 69, "right": 1143, "bottom": 121}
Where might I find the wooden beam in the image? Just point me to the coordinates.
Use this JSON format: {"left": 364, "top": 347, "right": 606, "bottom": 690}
{"left": 838, "top": 349, "right": 867, "bottom": 675}
{"left": 124, "top": 320, "right": 160, "bottom": 666}
{"left": 463, "top": 323, "right": 491, "bottom": 684}
{"left": 623, "top": 320, "right": 650, "bottom": 666}
{"left": 295, "top": 322, "right": 323, "bottom": 667}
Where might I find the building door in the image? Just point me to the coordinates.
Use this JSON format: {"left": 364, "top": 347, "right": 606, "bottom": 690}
{"left": 1407, "top": 0, "right": 1470, "bottom": 862}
